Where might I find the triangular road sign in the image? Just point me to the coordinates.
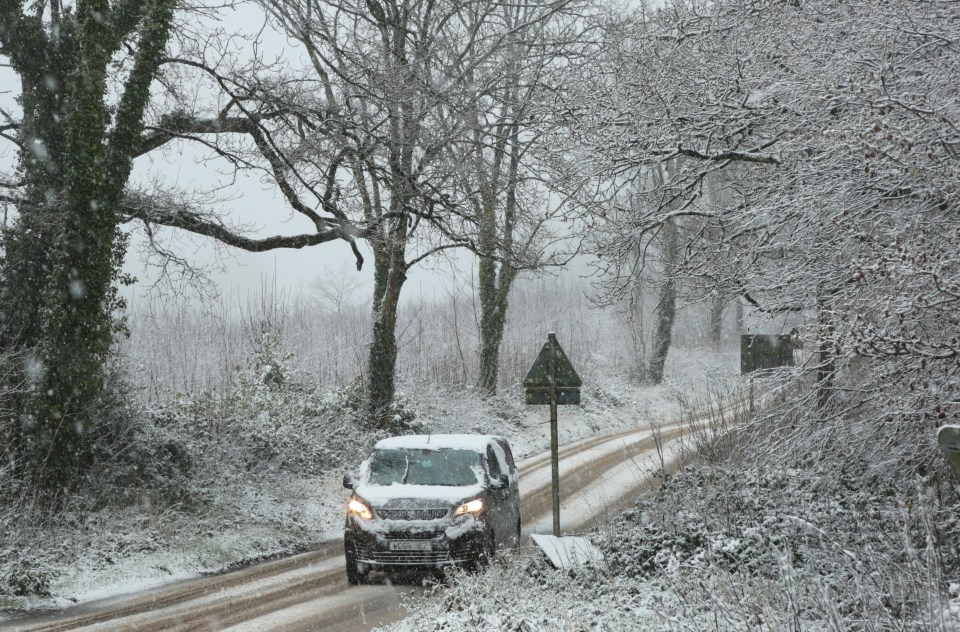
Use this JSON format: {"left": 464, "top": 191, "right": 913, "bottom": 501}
{"left": 523, "top": 336, "right": 582, "bottom": 388}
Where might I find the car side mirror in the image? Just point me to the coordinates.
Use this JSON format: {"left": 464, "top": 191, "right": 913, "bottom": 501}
{"left": 343, "top": 474, "right": 356, "bottom": 490}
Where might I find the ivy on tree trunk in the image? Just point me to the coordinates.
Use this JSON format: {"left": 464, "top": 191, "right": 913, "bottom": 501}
{"left": 364, "top": 221, "right": 407, "bottom": 426}
{"left": 476, "top": 120, "right": 521, "bottom": 395}
{"left": 0, "top": 0, "right": 176, "bottom": 491}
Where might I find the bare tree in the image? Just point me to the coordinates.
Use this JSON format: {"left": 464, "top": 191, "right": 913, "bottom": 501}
{"left": 571, "top": 0, "right": 960, "bottom": 427}
{"left": 262, "top": 0, "right": 582, "bottom": 421}
{"left": 452, "top": 1, "right": 590, "bottom": 394}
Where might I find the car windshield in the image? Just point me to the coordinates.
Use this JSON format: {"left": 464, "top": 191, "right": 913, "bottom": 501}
{"left": 367, "top": 448, "right": 482, "bottom": 486}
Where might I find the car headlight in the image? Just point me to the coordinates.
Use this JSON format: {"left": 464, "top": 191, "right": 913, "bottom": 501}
{"left": 454, "top": 498, "right": 484, "bottom": 517}
{"left": 347, "top": 497, "right": 373, "bottom": 520}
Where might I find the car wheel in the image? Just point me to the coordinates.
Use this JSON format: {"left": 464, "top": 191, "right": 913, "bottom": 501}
{"left": 345, "top": 547, "right": 368, "bottom": 585}
{"left": 477, "top": 531, "right": 496, "bottom": 568}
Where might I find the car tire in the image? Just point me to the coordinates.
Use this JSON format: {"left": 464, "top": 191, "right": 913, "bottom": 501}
{"left": 345, "top": 547, "right": 368, "bottom": 585}
{"left": 477, "top": 531, "right": 496, "bottom": 568}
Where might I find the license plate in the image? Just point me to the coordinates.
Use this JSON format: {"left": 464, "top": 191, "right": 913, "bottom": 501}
{"left": 389, "top": 540, "right": 432, "bottom": 552}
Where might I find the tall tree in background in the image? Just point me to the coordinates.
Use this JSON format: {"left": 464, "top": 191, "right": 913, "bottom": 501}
{"left": 703, "top": 174, "right": 732, "bottom": 350}
{"left": 264, "top": 0, "right": 477, "bottom": 424}
{"left": 589, "top": 166, "right": 681, "bottom": 385}
{"left": 472, "top": 58, "right": 524, "bottom": 396}
{"left": 264, "top": 0, "right": 578, "bottom": 419}
{"left": 648, "top": 219, "right": 677, "bottom": 384}
{"left": 457, "top": 2, "right": 586, "bottom": 395}
{"left": 646, "top": 162, "right": 678, "bottom": 384}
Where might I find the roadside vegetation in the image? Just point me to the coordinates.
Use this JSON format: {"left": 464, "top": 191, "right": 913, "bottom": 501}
{"left": 386, "top": 391, "right": 960, "bottom": 631}
{"left": 0, "top": 276, "right": 737, "bottom": 612}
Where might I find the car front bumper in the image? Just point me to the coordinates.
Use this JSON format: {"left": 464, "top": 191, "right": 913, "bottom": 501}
{"left": 344, "top": 519, "right": 488, "bottom": 569}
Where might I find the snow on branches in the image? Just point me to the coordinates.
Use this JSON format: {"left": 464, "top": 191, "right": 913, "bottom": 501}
{"left": 570, "top": 0, "right": 960, "bottom": 429}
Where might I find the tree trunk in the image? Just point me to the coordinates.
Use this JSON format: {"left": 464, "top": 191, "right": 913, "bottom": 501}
{"left": 364, "top": 220, "right": 407, "bottom": 426}
{"left": 476, "top": 121, "right": 520, "bottom": 395}
{"left": 363, "top": 119, "right": 413, "bottom": 427}
{"left": 708, "top": 296, "right": 725, "bottom": 350}
{"left": 360, "top": 7, "right": 426, "bottom": 427}
{"left": 624, "top": 283, "right": 647, "bottom": 382}
{"left": 477, "top": 255, "right": 500, "bottom": 393}
{"left": 0, "top": 0, "right": 175, "bottom": 490}
{"left": 476, "top": 163, "right": 500, "bottom": 394}
{"left": 477, "top": 259, "right": 515, "bottom": 394}
{"left": 704, "top": 175, "right": 726, "bottom": 352}
{"left": 816, "top": 296, "right": 835, "bottom": 409}
{"left": 648, "top": 218, "right": 678, "bottom": 384}
{"left": 0, "top": 18, "right": 73, "bottom": 485}
{"left": 365, "top": 268, "right": 405, "bottom": 425}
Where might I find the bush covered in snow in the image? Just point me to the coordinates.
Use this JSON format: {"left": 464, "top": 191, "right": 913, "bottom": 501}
{"left": 385, "top": 408, "right": 960, "bottom": 632}
{"left": 0, "top": 337, "right": 379, "bottom": 611}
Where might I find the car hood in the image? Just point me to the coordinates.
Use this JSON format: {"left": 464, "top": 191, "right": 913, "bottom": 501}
{"left": 355, "top": 482, "right": 484, "bottom": 508}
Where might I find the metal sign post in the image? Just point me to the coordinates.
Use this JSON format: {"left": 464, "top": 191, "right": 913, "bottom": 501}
{"left": 548, "top": 334, "right": 560, "bottom": 537}
{"left": 524, "top": 332, "right": 581, "bottom": 536}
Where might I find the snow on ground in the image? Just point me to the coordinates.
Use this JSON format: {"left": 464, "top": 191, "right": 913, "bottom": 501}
{"left": 523, "top": 437, "right": 684, "bottom": 536}
{"left": 380, "top": 396, "right": 960, "bottom": 632}
{"left": 0, "top": 348, "right": 738, "bottom": 617}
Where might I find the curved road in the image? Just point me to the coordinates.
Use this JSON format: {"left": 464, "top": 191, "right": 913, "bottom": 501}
{"left": 6, "top": 409, "right": 724, "bottom": 632}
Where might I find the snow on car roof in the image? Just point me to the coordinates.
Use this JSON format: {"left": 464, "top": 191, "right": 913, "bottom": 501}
{"left": 374, "top": 434, "right": 500, "bottom": 453}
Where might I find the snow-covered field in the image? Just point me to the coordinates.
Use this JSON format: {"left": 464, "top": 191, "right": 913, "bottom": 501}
{"left": 0, "top": 344, "right": 738, "bottom": 617}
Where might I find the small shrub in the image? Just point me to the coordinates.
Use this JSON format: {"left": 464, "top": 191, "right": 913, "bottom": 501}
{"left": 1, "top": 559, "right": 52, "bottom": 598}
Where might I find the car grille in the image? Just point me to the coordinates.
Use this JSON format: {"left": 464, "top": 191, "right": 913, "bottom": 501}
{"left": 361, "top": 549, "right": 459, "bottom": 565}
{"left": 348, "top": 533, "right": 484, "bottom": 567}
{"left": 376, "top": 507, "right": 449, "bottom": 521}
{"left": 449, "top": 537, "right": 485, "bottom": 560}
